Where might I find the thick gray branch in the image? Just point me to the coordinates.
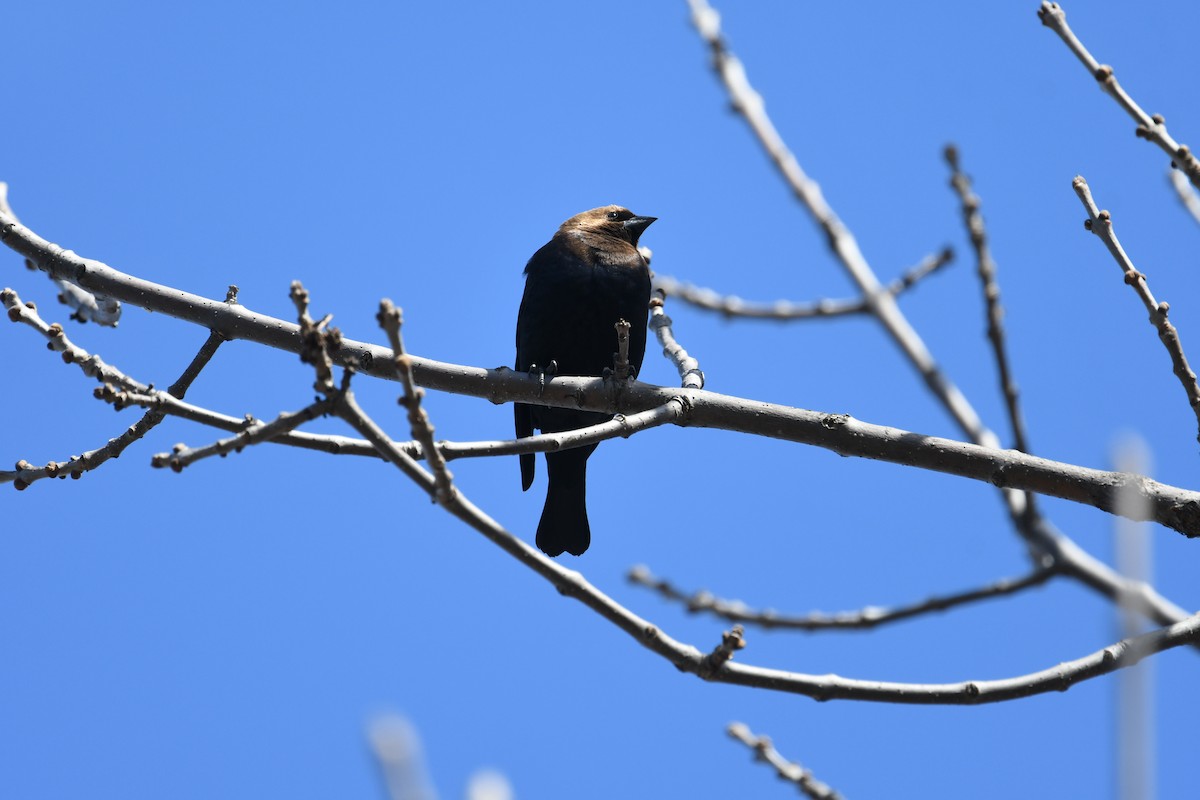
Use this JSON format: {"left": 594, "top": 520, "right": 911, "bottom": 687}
{"left": 4, "top": 209, "right": 1200, "bottom": 536}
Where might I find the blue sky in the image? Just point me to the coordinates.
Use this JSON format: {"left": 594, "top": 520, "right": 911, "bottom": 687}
{"left": 3, "top": 2, "right": 1199, "bottom": 797}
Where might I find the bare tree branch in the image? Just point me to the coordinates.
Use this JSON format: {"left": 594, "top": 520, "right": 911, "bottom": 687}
{"left": 628, "top": 564, "right": 1056, "bottom": 631}
{"left": 4, "top": 214, "right": 1200, "bottom": 533}
{"left": 652, "top": 248, "right": 953, "bottom": 321}
{"left": 1073, "top": 176, "right": 1200, "bottom": 444}
{"left": 1039, "top": 2, "right": 1200, "bottom": 190}
{"left": 727, "top": 723, "right": 843, "bottom": 800}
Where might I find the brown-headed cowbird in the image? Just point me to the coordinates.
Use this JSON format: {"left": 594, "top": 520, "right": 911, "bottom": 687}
{"left": 515, "top": 205, "right": 656, "bottom": 557}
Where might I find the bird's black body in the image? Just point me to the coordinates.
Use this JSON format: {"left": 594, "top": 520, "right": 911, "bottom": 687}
{"left": 515, "top": 206, "right": 655, "bottom": 556}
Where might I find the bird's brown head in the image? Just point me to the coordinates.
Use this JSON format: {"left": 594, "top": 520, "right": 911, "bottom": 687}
{"left": 559, "top": 205, "right": 657, "bottom": 247}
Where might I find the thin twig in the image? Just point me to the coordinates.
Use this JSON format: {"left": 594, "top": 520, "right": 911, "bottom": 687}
{"left": 151, "top": 398, "right": 335, "bottom": 471}
{"left": 727, "top": 723, "right": 844, "bottom": 800}
{"left": 378, "top": 299, "right": 455, "bottom": 504}
{"left": 653, "top": 249, "right": 953, "bottom": 322}
{"left": 1168, "top": 170, "right": 1200, "bottom": 227}
{"left": 1073, "top": 176, "right": 1200, "bottom": 443}
{"left": 945, "top": 145, "right": 1032, "bottom": 454}
{"left": 649, "top": 292, "right": 705, "bottom": 389}
{"left": 945, "top": 145, "right": 1040, "bottom": 523}
{"left": 628, "top": 564, "right": 1056, "bottom": 631}
{"left": 1038, "top": 2, "right": 1200, "bottom": 190}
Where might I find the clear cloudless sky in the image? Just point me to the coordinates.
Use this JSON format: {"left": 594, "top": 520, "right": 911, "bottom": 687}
{"left": 3, "top": 2, "right": 1198, "bottom": 798}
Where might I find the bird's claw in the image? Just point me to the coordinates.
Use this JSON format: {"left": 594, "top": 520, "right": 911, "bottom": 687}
{"left": 528, "top": 360, "right": 558, "bottom": 396}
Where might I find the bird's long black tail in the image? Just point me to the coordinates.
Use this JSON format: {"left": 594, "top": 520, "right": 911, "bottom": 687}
{"left": 536, "top": 447, "right": 595, "bottom": 557}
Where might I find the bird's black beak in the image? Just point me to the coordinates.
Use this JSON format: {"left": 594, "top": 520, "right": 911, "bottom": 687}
{"left": 622, "top": 215, "right": 657, "bottom": 245}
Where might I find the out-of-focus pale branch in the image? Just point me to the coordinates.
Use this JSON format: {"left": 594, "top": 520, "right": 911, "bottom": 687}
{"left": 1073, "top": 176, "right": 1200, "bottom": 444}
{"left": 1039, "top": 2, "right": 1200, "bottom": 190}
{"left": 0, "top": 183, "right": 120, "bottom": 326}
{"left": 1169, "top": 170, "right": 1200, "bottom": 227}
{"left": 727, "top": 723, "right": 843, "bottom": 800}
{"left": 368, "top": 715, "right": 438, "bottom": 800}
{"left": 653, "top": 248, "right": 953, "bottom": 321}
{"left": 628, "top": 564, "right": 1056, "bottom": 631}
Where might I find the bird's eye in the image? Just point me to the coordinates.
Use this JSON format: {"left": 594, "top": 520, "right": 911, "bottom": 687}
{"left": 607, "top": 210, "right": 620, "bottom": 220}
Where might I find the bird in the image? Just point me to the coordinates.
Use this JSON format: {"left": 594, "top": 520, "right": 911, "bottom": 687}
{"left": 515, "top": 205, "right": 656, "bottom": 557}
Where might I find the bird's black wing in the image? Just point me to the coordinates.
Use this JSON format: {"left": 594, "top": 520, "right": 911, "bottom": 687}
{"left": 515, "top": 264, "right": 538, "bottom": 492}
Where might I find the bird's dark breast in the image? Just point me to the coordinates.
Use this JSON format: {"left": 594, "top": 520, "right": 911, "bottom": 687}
{"left": 517, "top": 249, "right": 651, "bottom": 379}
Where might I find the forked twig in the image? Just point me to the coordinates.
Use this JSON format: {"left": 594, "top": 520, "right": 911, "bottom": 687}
{"left": 1, "top": 288, "right": 223, "bottom": 487}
